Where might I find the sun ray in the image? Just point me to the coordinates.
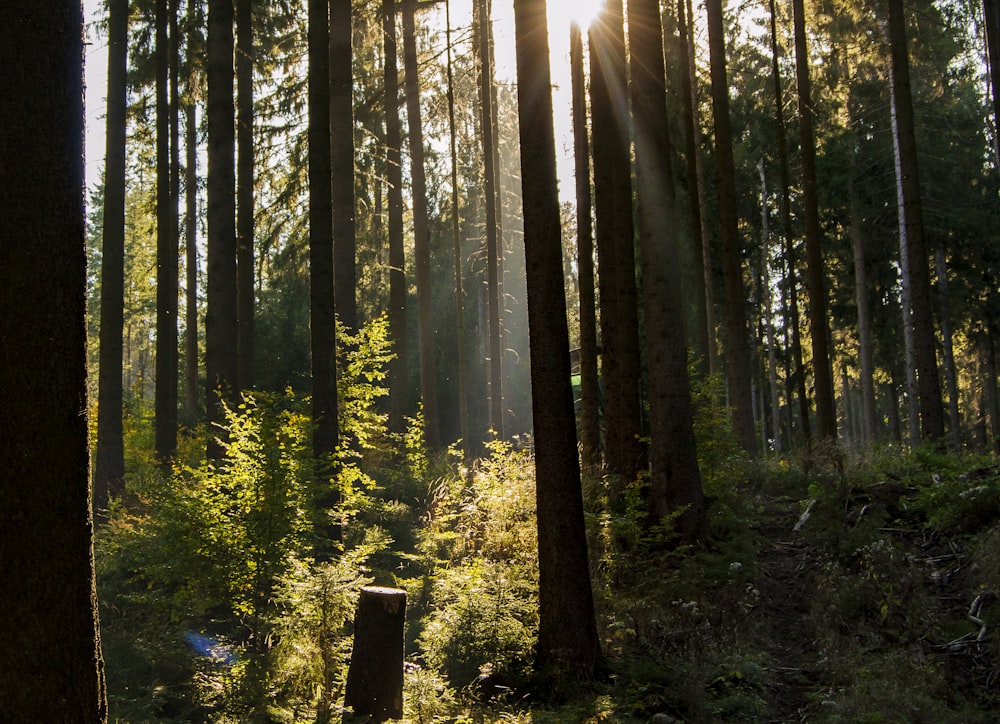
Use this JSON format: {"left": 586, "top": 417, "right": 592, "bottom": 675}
{"left": 548, "top": 0, "right": 606, "bottom": 31}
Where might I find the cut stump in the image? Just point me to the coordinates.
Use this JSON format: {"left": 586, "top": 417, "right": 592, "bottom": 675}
{"left": 344, "top": 586, "right": 406, "bottom": 721}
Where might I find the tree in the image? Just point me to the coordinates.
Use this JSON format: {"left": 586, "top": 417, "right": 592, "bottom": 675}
{"left": 184, "top": 0, "right": 202, "bottom": 422}
{"left": 705, "top": 0, "right": 756, "bottom": 455}
{"left": 331, "top": 0, "right": 358, "bottom": 333}
{"left": 626, "top": 0, "right": 707, "bottom": 539}
{"left": 570, "top": 22, "right": 600, "bottom": 469}
{"left": 886, "top": 0, "right": 945, "bottom": 443}
{"left": 512, "top": 0, "right": 601, "bottom": 682}
{"left": 206, "top": 0, "right": 239, "bottom": 457}
{"left": 237, "top": 0, "right": 255, "bottom": 390}
{"left": 95, "top": 0, "right": 129, "bottom": 512}
{"left": 402, "top": 0, "right": 441, "bottom": 446}
{"left": 791, "top": 0, "right": 836, "bottom": 440}
{"left": 0, "top": 2, "right": 107, "bottom": 717}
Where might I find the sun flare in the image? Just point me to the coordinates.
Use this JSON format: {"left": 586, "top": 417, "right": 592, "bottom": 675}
{"left": 548, "top": 0, "right": 606, "bottom": 30}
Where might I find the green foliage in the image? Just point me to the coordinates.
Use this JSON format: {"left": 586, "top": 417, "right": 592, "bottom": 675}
{"left": 691, "top": 370, "right": 748, "bottom": 497}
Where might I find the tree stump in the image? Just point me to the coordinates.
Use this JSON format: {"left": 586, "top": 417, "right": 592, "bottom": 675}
{"left": 344, "top": 586, "right": 406, "bottom": 721}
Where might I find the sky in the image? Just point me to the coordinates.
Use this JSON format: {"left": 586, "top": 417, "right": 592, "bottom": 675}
{"left": 81, "top": 0, "right": 598, "bottom": 201}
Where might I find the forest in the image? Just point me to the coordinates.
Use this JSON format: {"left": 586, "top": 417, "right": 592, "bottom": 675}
{"left": 4, "top": 0, "right": 1000, "bottom": 720}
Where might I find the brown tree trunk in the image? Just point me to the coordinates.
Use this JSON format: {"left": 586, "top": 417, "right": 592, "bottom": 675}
{"left": 236, "top": 0, "right": 255, "bottom": 390}
{"left": 887, "top": 0, "right": 945, "bottom": 444}
{"left": 206, "top": 0, "right": 239, "bottom": 458}
{"left": 570, "top": 23, "right": 601, "bottom": 470}
{"left": 850, "top": 164, "right": 879, "bottom": 444}
{"left": 344, "top": 587, "right": 406, "bottom": 721}
{"left": 0, "top": 3, "right": 107, "bottom": 715}
{"left": 705, "top": 0, "right": 757, "bottom": 454}
{"left": 792, "top": 0, "right": 836, "bottom": 440}
{"left": 935, "top": 248, "right": 961, "bottom": 450}
{"left": 331, "top": 0, "right": 357, "bottom": 333}
{"left": 512, "top": 0, "right": 601, "bottom": 682}
{"left": 184, "top": 0, "right": 200, "bottom": 424}
{"left": 402, "top": 0, "right": 440, "bottom": 446}
{"left": 95, "top": 0, "right": 129, "bottom": 512}
{"left": 627, "top": 0, "right": 707, "bottom": 540}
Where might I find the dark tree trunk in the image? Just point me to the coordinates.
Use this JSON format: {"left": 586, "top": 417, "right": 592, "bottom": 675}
{"left": 850, "top": 164, "right": 879, "bottom": 444}
{"left": 156, "top": 0, "right": 179, "bottom": 464}
{"left": 705, "top": 0, "right": 756, "bottom": 454}
{"left": 383, "top": 0, "right": 408, "bottom": 435}
{"left": 985, "top": 0, "right": 1000, "bottom": 163}
{"left": 206, "top": 0, "right": 238, "bottom": 458}
{"left": 445, "top": 0, "right": 470, "bottom": 457}
{"left": 184, "top": 0, "right": 201, "bottom": 424}
{"left": 676, "top": 0, "right": 712, "bottom": 376}
{"left": 310, "top": 0, "right": 341, "bottom": 551}
{"left": 344, "top": 587, "right": 406, "bottom": 721}
{"left": 590, "top": 0, "right": 645, "bottom": 481}
{"left": 935, "top": 249, "right": 961, "bottom": 450}
{"left": 331, "top": 0, "right": 357, "bottom": 333}
{"left": 792, "top": 0, "right": 836, "bottom": 440}
{"left": 0, "top": 3, "right": 107, "bottom": 716}
{"left": 570, "top": 23, "right": 601, "bottom": 469}
{"left": 475, "top": 0, "right": 505, "bottom": 439}
{"left": 627, "top": 0, "right": 707, "bottom": 541}
{"left": 95, "top": 0, "right": 129, "bottom": 513}
{"left": 767, "top": 0, "right": 811, "bottom": 442}
{"left": 236, "top": 0, "right": 255, "bottom": 391}
{"left": 402, "top": 0, "right": 440, "bottom": 446}
{"left": 512, "top": 0, "right": 601, "bottom": 682}
{"left": 886, "top": 0, "right": 945, "bottom": 443}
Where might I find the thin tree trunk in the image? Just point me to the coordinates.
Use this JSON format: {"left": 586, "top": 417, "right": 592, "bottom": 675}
{"left": 236, "top": 0, "right": 255, "bottom": 391}
{"left": 512, "top": 0, "right": 601, "bottom": 681}
{"left": 935, "top": 249, "right": 961, "bottom": 451}
{"left": 985, "top": 0, "right": 1000, "bottom": 162}
{"left": 206, "top": 0, "right": 239, "bottom": 458}
{"left": 887, "top": 0, "right": 945, "bottom": 444}
{"left": 628, "top": 0, "right": 707, "bottom": 540}
{"left": 184, "top": 0, "right": 200, "bottom": 424}
{"left": 475, "top": 0, "right": 505, "bottom": 439}
{"left": 705, "top": 0, "right": 756, "bottom": 454}
{"left": 402, "top": 0, "right": 440, "bottom": 446}
{"left": 759, "top": 161, "right": 782, "bottom": 453}
{"left": 570, "top": 23, "right": 601, "bottom": 469}
{"left": 331, "top": 0, "right": 357, "bottom": 332}
{"left": 0, "top": 1, "right": 108, "bottom": 714}
{"left": 445, "top": 0, "right": 470, "bottom": 458}
{"left": 792, "top": 0, "right": 836, "bottom": 440}
{"left": 95, "top": 0, "right": 128, "bottom": 513}
{"left": 156, "top": 0, "right": 179, "bottom": 465}
{"left": 767, "top": 0, "right": 811, "bottom": 442}
{"left": 383, "top": 0, "right": 408, "bottom": 435}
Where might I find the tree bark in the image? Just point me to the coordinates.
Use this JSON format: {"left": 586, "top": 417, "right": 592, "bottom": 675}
{"left": 95, "top": 0, "right": 129, "bottom": 513}
{"left": 849, "top": 160, "right": 879, "bottom": 444}
{"left": 627, "top": 0, "right": 707, "bottom": 540}
{"left": 0, "top": 3, "right": 107, "bottom": 716}
{"left": 705, "top": 0, "right": 757, "bottom": 454}
{"left": 344, "top": 587, "right": 406, "bottom": 721}
{"left": 402, "top": 0, "right": 440, "bottom": 446}
{"left": 935, "top": 248, "right": 961, "bottom": 450}
{"left": 206, "top": 0, "right": 239, "bottom": 458}
{"left": 331, "top": 0, "right": 358, "bottom": 333}
{"left": 887, "top": 0, "right": 945, "bottom": 444}
{"left": 236, "top": 0, "right": 255, "bottom": 391}
{"left": 792, "top": 0, "right": 837, "bottom": 440}
{"left": 759, "top": 161, "right": 783, "bottom": 452}
{"left": 512, "top": 0, "right": 601, "bottom": 681}
{"left": 184, "top": 0, "right": 201, "bottom": 424}
{"left": 570, "top": 23, "right": 601, "bottom": 470}
{"left": 985, "top": 0, "right": 1000, "bottom": 163}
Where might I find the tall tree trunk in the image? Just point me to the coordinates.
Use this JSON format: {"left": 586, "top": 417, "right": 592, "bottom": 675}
{"left": 887, "top": 0, "right": 945, "bottom": 444}
{"left": 475, "top": 0, "right": 505, "bottom": 438}
{"left": 767, "top": 0, "right": 811, "bottom": 442}
{"left": 383, "top": 0, "right": 408, "bottom": 435}
{"left": 445, "top": 0, "right": 470, "bottom": 457}
{"left": 402, "top": 0, "right": 440, "bottom": 446}
{"left": 184, "top": 0, "right": 201, "bottom": 424}
{"left": 850, "top": 161, "right": 879, "bottom": 445}
{"left": 676, "top": 0, "right": 712, "bottom": 375}
{"left": 791, "top": 0, "right": 836, "bottom": 440}
{"left": 95, "top": 0, "right": 129, "bottom": 512}
{"left": 627, "top": 0, "right": 707, "bottom": 540}
{"left": 985, "top": 0, "right": 1000, "bottom": 163}
{"left": 331, "top": 0, "right": 357, "bottom": 332}
{"left": 570, "top": 23, "right": 601, "bottom": 469}
{"left": 759, "top": 161, "right": 782, "bottom": 453}
{"left": 309, "top": 0, "right": 340, "bottom": 555}
{"left": 512, "top": 0, "right": 601, "bottom": 681}
{"left": 705, "top": 0, "right": 757, "bottom": 454}
{"left": 206, "top": 0, "right": 239, "bottom": 458}
{"left": 591, "top": 0, "right": 645, "bottom": 480}
{"left": 156, "top": 0, "right": 179, "bottom": 464}
{"left": 935, "top": 248, "right": 961, "bottom": 450}
{"left": 236, "top": 0, "right": 255, "bottom": 391}
{"left": 0, "top": 2, "right": 107, "bottom": 715}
